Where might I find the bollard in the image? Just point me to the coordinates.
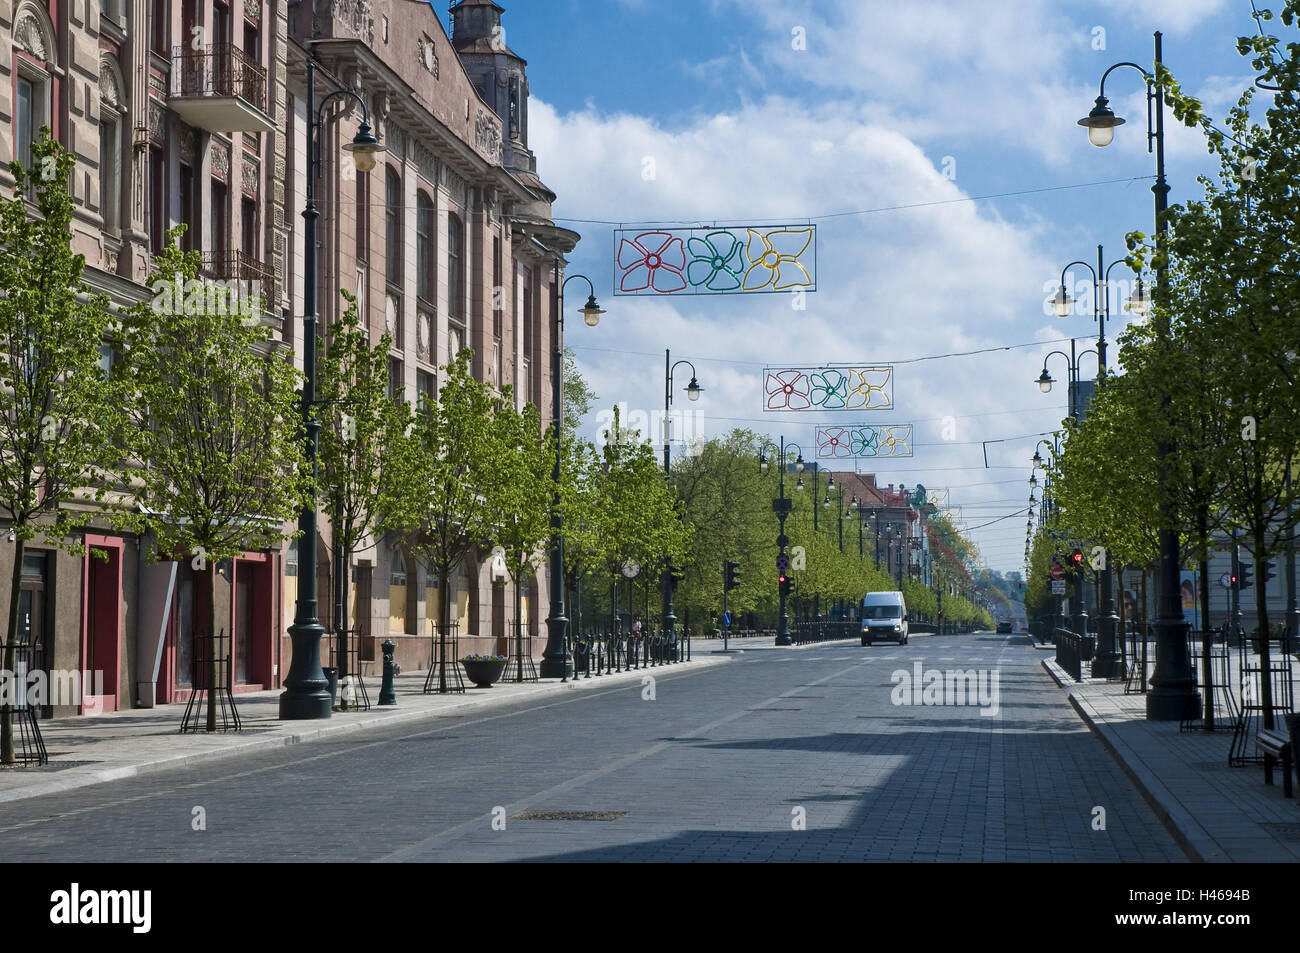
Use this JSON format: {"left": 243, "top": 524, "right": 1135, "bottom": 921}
{"left": 378, "top": 639, "right": 398, "bottom": 706}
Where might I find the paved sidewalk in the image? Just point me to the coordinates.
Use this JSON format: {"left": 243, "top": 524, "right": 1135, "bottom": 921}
{"left": 0, "top": 655, "right": 733, "bottom": 806}
{"left": 1042, "top": 657, "right": 1300, "bottom": 862}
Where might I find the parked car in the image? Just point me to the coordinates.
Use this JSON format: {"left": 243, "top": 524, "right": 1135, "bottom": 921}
{"left": 996, "top": 621, "right": 1013, "bottom": 634}
{"left": 861, "top": 591, "right": 908, "bottom": 645}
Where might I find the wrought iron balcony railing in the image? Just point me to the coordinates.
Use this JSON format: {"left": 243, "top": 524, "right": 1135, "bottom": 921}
{"left": 200, "top": 250, "right": 278, "bottom": 315}
{"left": 172, "top": 44, "right": 268, "bottom": 115}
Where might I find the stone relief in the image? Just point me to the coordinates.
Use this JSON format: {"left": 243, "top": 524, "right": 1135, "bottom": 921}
{"left": 212, "top": 139, "right": 231, "bottom": 181}
{"left": 475, "top": 110, "right": 502, "bottom": 162}
{"left": 15, "top": 11, "right": 48, "bottom": 61}
{"left": 418, "top": 35, "right": 439, "bottom": 78}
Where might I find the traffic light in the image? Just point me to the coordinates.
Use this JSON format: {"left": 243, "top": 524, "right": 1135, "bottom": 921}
{"left": 1071, "top": 550, "right": 1084, "bottom": 568}
{"left": 1229, "top": 572, "right": 1238, "bottom": 589}
{"left": 724, "top": 560, "right": 741, "bottom": 591}
{"left": 778, "top": 573, "right": 791, "bottom": 597}
{"left": 1263, "top": 561, "right": 1277, "bottom": 584}
{"left": 1240, "top": 563, "right": 1254, "bottom": 590}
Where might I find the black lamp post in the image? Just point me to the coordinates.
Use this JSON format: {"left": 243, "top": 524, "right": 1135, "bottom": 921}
{"left": 1079, "top": 32, "right": 1199, "bottom": 719}
{"left": 280, "top": 57, "right": 385, "bottom": 720}
{"left": 760, "top": 438, "right": 800, "bottom": 645}
{"left": 1052, "top": 247, "right": 1147, "bottom": 677}
{"left": 661, "top": 350, "right": 700, "bottom": 657}
{"left": 539, "top": 270, "right": 604, "bottom": 679}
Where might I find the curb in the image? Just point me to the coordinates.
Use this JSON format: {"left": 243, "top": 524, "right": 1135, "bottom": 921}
{"left": 0, "top": 655, "right": 735, "bottom": 806}
{"left": 1040, "top": 658, "right": 1222, "bottom": 863}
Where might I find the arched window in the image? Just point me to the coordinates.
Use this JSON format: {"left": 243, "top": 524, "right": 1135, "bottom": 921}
{"left": 98, "top": 57, "right": 126, "bottom": 235}
{"left": 389, "top": 550, "right": 407, "bottom": 587}
{"left": 385, "top": 166, "right": 402, "bottom": 286}
{"left": 447, "top": 213, "right": 463, "bottom": 319}
{"left": 416, "top": 190, "right": 435, "bottom": 302}
{"left": 13, "top": 2, "right": 58, "bottom": 176}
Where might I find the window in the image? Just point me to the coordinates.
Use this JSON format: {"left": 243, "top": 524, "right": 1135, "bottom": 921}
{"left": 211, "top": 178, "right": 229, "bottom": 253}
{"left": 149, "top": 146, "right": 167, "bottom": 254}
{"left": 447, "top": 213, "right": 463, "bottom": 319}
{"left": 492, "top": 236, "right": 502, "bottom": 338}
{"left": 101, "top": 0, "right": 124, "bottom": 23}
{"left": 98, "top": 115, "right": 120, "bottom": 232}
{"left": 388, "top": 358, "right": 402, "bottom": 400}
{"left": 15, "top": 76, "right": 37, "bottom": 176}
{"left": 179, "top": 162, "right": 198, "bottom": 251}
{"left": 241, "top": 197, "right": 258, "bottom": 257}
{"left": 244, "top": 24, "right": 259, "bottom": 64}
{"left": 151, "top": 0, "right": 169, "bottom": 56}
{"left": 416, "top": 370, "right": 434, "bottom": 411}
{"left": 355, "top": 170, "right": 369, "bottom": 263}
{"left": 389, "top": 550, "right": 407, "bottom": 587}
{"left": 385, "top": 167, "right": 402, "bottom": 286}
{"left": 416, "top": 190, "right": 435, "bottom": 302}
{"left": 286, "top": 539, "right": 298, "bottom": 577}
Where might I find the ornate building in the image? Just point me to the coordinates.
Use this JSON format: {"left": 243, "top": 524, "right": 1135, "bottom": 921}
{"left": 0, "top": 0, "right": 577, "bottom": 714}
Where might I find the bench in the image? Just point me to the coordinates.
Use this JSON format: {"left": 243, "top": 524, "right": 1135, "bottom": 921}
{"left": 1257, "top": 727, "right": 1293, "bottom": 798}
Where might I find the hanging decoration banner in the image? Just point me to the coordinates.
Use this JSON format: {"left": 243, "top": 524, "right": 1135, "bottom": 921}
{"left": 815, "top": 424, "right": 912, "bottom": 458}
{"left": 614, "top": 225, "right": 816, "bottom": 296}
{"left": 765, "top": 365, "right": 894, "bottom": 411}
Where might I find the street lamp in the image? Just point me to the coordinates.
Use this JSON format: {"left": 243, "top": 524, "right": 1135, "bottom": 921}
{"left": 662, "top": 351, "right": 702, "bottom": 659}
{"left": 1081, "top": 31, "right": 1200, "bottom": 719}
{"left": 540, "top": 270, "right": 605, "bottom": 679}
{"left": 281, "top": 57, "right": 387, "bottom": 721}
{"left": 760, "top": 438, "right": 800, "bottom": 645}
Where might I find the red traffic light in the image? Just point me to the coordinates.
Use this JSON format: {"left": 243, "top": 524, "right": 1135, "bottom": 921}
{"left": 778, "top": 574, "right": 787, "bottom": 584}
{"left": 1071, "top": 551, "right": 1084, "bottom": 564}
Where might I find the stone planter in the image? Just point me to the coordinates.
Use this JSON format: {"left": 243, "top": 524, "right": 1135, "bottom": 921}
{"left": 461, "top": 657, "right": 507, "bottom": 688}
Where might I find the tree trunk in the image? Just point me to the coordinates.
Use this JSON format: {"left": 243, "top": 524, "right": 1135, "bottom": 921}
{"left": 439, "top": 563, "right": 452, "bottom": 692}
{"left": 2, "top": 536, "right": 26, "bottom": 763}
{"left": 1197, "top": 509, "right": 1213, "bottom": 728}
{"left": 205, "top": 561, "right": 218, "bottom": 733}
{"left": 1254, "top": 525, "right": 1275, "bottom": 730}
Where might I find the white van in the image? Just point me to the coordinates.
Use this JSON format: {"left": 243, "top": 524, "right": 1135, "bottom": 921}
{"left": 861, "top": 591, "right": 908, "bottom": 645}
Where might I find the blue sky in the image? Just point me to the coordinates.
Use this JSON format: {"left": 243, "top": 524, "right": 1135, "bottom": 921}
{"left": 446, "top": 0, "right": 1277, "bottom": 574}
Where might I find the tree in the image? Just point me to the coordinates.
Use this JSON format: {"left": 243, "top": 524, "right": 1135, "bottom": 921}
{"left": 317, "top": 289, "right": 404, "bottom": 675}
{"left": 121, "top": 234, "right": 309, "bottom": 731}
{"left": 0, "top": 133, "right": 125, "bottom": 762}
{"left": 378, "top": 351, "right": 514, "bottom": 690}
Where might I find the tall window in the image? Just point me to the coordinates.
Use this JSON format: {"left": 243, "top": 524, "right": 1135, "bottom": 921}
{"left": 210, "top": 179, "right": 229, "bottom": 253}
{"left": 416, "top": 190, "right": 435, "bottom": 302}
{"left": 388, "top": 358, "right": 402, "bottom": 400}
{"left": 179, "top": 163, "right": 198, "bottom": 251}
{"left": 491, "top": 236, "right": 502, "bottom": 339}
{"left": 15, "top": 76, "right": 37, "bottom": 175}
{"left": 241, "top": 197, "right": 258, "bottom": 257}
{"left": 385, "top": 167, "right": 402, "bottom": 286}
{"left": 355, "top": 170, "right": 369, "bottom": 263}
{"left": 416, "top": 370, "right": 434, "bottom": 411}
{"left": 99, "top": 118, "right": 120, "bottom": 233}
{"left": 447, "top": 213, "right": 463, "bottom": 319}
{"left": 151, "top": 0, "right": 169, "bottom": 56}
{"left": 149, "top": 146, "right": 166, "bottom": 253}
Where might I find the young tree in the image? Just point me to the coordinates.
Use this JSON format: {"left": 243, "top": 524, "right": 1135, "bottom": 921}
{"left": 121, "top": 235, "right": 309, "bottom": 731}
{"left": 379, "top": 351, "right": 512, "bottom": 691}
{"left": 0, "top": 133, "right": 125, "bottom": 761}
{"left": 317, "top": 289, "right": 404, "bottom": 677}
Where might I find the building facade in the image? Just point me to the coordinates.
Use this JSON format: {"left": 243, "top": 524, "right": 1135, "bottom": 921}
{"left": 0, "top": 0, "right": 575, "bottom": 714}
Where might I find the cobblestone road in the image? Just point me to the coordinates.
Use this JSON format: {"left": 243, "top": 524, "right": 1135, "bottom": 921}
{"left": 0, "top": 633, "right": 1185, "bottom": 862}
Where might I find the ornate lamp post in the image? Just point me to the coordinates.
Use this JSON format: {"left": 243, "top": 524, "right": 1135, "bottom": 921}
{"left": 1051, "top": 247, "right": 1148, "bottom": 677}
{"left": 540, "top": 270, "right": 605, "bottom": 679}
{"left": 662, "top": 351, "right": 701, "bottom": 658}
{"left": 281, "top": 57, "right": 385, "bottom": 720}
{"left": 1078, "top": 30, "right": 1200, "bottom": 719}
{"left": 760, "top": 438, "right": 801, "bottom": 644}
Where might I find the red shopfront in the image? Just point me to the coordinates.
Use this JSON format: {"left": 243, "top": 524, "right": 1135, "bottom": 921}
{"left": 157, "top": 553, "right": 277, "bottom": 704}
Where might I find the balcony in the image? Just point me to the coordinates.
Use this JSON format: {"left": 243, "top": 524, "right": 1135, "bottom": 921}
{"left": 169, "top": 45, "right": 275, "bottom": 135}
{"left": 200, "top": 251, "right": 279, "bottom": 319}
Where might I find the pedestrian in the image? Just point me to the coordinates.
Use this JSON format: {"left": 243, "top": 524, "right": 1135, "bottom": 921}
{"left": 632, "top": 616, "right": 643, "bottom": 641}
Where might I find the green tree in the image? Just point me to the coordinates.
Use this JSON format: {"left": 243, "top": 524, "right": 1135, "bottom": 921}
{"left": 317, "top": 289, "right": 405, "bottom": 672}
{"left": 0, "top": 133, "right": 126, "bottom": 761}
{"left": 379, "top": 351, "right": 514, "bottom": 689}
{"left": 122, "top": 234, "right": 308, "bottom": 731}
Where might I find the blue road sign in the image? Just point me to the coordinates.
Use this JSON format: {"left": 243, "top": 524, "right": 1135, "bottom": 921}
{"left": 776, "top": 554, "right": 790, "bottom": 572}
{"left": 723, "top": 610, "right": 732, "bottom": 627}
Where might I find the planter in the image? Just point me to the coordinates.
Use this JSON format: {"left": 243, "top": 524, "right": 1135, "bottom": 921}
{"left": 461, "top": 658, "right": 507, "bottom": 688}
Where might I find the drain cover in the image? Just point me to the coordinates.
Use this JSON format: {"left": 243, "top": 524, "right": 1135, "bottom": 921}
{"left": 511, "top": 810, "right": 627, "bottom": 822}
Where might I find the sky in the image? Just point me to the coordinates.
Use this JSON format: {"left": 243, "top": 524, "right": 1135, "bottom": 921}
{"left": 440, "top": 0, "right": 1274, "bottom": 576}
